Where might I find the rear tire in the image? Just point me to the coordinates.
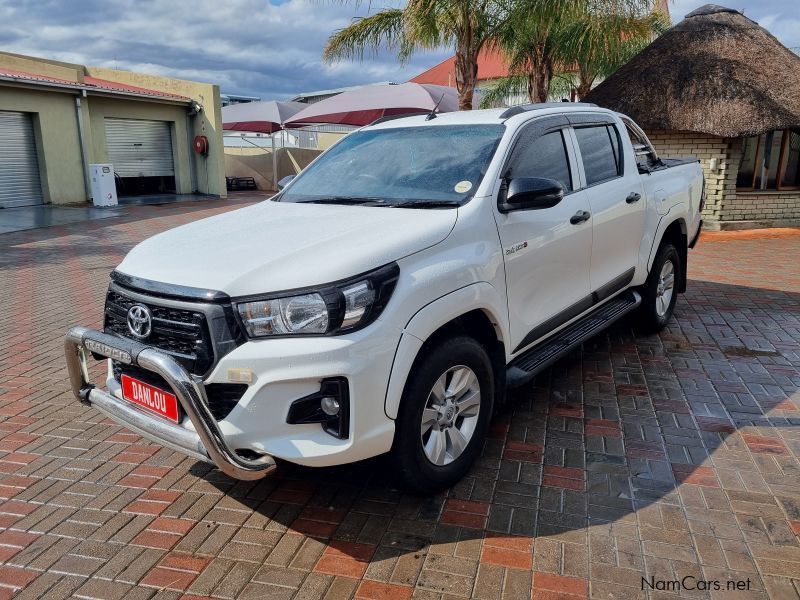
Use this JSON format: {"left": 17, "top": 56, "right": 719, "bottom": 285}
{"left": 637, "top": 242, "right": 680, "bottom": 333}
{"left": 391, "top": 335, "right": 494, "bottom": 495}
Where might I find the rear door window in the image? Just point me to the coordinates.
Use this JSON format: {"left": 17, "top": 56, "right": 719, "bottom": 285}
{"left": 575, "top": 125, "right": 621, "bottom": 186}
{"left": 506, "top": 129, "right": 573, "bottom": 191}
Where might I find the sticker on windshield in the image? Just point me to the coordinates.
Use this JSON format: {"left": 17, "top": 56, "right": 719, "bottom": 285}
{"left": 454, "top": 181, "right": 473, "bottom": 193}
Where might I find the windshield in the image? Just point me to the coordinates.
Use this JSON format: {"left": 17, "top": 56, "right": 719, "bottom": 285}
{"left": 279, "top": 124, "right": 505, "bottom": 206}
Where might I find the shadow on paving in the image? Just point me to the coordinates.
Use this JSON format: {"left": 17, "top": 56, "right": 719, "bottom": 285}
{"left": 190, "top": 279, "right": 800, "bottom": 561}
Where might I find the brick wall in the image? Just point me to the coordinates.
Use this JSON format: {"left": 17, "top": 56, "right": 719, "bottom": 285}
{"left": 644, "top": 130, "right": 800, "bottom": 228}
{"left": 724, "top": 191, "right": 800, "bottom": 222}
{"left": 644, "top": 130, "right": 734, "bottom": 224}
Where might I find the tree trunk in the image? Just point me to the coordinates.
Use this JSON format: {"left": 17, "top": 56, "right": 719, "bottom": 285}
{"left": 526, "top": 43, "right": 553, "bottom": 103}
{"left": 576, "top": 67, "right": 593, "bottom": 100}
{"left": 576, "top": 79, "right": 592, "bottom": 101}
{"left": 454, "top": 43, "right": 479, "bottom": 110}
{"left": 538, "top": 56, "right": 553, "bottom": 102}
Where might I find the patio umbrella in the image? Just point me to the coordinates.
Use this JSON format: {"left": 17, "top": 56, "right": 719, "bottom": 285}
{"left": 284, "top": 83, "right": 460, "bottom": 127}
{"left": 222, "top": 100, "right": 307, "bottom": 134}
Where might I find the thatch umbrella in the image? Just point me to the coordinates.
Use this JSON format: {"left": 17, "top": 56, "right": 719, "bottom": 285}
{"left": 586, "top": 4, "right": 800, "bottom": 138}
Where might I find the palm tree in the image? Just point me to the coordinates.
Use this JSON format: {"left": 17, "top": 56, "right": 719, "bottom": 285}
{"left": 323, "top": 0, "right": 505, "bottom": 110}
{"left": 484, "top": 0, "right": 564, "bottom": 105}
{"left": 480, "top": 0, "right": 666, "bottom": 107}
{"left": 563, "top": 3, "right": 669, "bottom": 99}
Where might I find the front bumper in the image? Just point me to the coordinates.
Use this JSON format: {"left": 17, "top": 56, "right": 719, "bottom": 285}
{"left": 64, "top": 326, "right": 276, "bottom": 481}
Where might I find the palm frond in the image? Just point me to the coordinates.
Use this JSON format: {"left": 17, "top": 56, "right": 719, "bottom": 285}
{"left": 548, "top": 72, "right": 578, "bottom": 99}
{"left": 552, "top": 4, "right": 666, "bottom": 83}
{"left": 478, "top": 75, "right": 529, "bottom": 108}
{"left": 323, "top": 9, "right": 410, "bottom": 63}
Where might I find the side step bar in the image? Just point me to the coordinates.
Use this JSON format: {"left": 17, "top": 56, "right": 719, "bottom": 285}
{"left": 507, "top": 290, "right": 641, "bottom": 387}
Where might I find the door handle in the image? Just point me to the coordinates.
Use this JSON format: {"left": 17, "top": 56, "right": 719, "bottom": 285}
{"left": 626, "top": 192, "right": 641, "bottom": 204}
{"left": 570, "top": 210, "right": 591, "bottom": 225}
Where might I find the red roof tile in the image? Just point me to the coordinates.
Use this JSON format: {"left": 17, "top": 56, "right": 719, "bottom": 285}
{"left": 410, "top": 48, "right": 511, "bottom": 86}
{"left": 83, "top": 76, "right": 188, "bottom": 100}
{"left": 0, "top": 67, "right": 77, "bottom": 86}
{"left": 0, "top": 67, "right": 188, "bottom": 101}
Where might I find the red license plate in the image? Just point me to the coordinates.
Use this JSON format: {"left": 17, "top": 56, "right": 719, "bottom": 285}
{"left": 120, "top": 374, "right": 180, "bottom": 423}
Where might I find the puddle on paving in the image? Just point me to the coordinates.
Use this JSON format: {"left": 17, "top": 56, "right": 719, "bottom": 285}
{"left": 721, "top": 346, "right": 780, "bottom": 357}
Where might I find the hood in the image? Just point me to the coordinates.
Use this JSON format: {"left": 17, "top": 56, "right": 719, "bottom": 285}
{"left": 116, "top": 200, "right": 457, "bottom": 297}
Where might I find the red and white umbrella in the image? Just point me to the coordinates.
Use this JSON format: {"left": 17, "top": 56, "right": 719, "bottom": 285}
{"left": 222, "top": 100, "right": 307, "bottom": 134}
{"left": 284, "top": 83, "right": 460, "bottom": 127}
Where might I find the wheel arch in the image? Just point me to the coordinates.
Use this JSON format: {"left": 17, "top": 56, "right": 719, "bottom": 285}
{"left": 650, "top": 217, "right": 688, "bottom": 293}
{"left": 384, "top": 283, "right": 508, "bottom": 420}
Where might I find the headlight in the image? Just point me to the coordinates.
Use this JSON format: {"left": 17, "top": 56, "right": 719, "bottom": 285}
{"left": 236, "top": 263, "right": 399, "bottom": 338}
{"left": 237, "top": 293, "right": 329, "bottom": 337}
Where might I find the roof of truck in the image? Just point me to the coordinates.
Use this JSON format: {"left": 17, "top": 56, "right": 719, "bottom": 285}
{"left": 366, "top": 102, "right": 613, "bottom": 130}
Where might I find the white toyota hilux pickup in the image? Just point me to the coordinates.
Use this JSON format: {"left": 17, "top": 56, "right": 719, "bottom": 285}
{"left": 66, "top": 103, "right": 703, "bottom": 493}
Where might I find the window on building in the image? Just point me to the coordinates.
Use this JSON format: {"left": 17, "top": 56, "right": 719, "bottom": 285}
{"left": 782, "top": 130, "right": 800, "bottom": 188}
{"left": 737, "top": 129, "right": 800, "bottom": 190}
{"left": 507, "top": 129, "right": 573, "bottom": 191}
{"left": 574, "top": 125, "right": 621, "bottom": 186}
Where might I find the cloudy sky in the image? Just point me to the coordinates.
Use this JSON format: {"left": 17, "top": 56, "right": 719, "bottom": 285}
{"left": 0, "top": 0, "right": 797, "bottom": 101}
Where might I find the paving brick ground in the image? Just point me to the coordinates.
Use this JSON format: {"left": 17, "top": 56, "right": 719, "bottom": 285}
{"left": 1, "top": 194, "right": 799, "bottom": 599}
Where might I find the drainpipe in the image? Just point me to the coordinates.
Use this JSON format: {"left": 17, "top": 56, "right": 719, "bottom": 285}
{"left": 186, "top": 112, "right": 198, "bottom": 193}
{"left": 75, "top": 91, "right": 92, "bottom": 202}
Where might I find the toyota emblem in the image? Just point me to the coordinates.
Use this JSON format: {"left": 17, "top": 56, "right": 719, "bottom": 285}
{"left": 126, "top": 304, "right": 153, "bottom": 339}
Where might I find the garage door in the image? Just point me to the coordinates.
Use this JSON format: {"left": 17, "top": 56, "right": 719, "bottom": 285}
{"left": 105, "top": 118, "right": 174, "bottom": 178}
{"left": 0, "top": 111, "right": 44, "bottom": 208}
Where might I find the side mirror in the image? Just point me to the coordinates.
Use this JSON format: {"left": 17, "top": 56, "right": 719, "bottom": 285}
{"left": 277, "top": 175, "right": 296, "bottom": 190}
{"left": 498, "top": 177, "right": 565, "bottom": 213}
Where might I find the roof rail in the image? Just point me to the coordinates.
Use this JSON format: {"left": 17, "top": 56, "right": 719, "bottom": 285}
{"left": 369, "top": 111, "right": 428, "bottom": 126}
{"left": 500, "top": 102, "right": 599, "bottom": 120}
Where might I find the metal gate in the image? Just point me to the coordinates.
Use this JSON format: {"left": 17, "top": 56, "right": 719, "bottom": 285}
{"left": 0, "top": 111, "right": 44, "bottom": 208}
{"left": 105, "top": 118, "right": 175, "bottom": 178}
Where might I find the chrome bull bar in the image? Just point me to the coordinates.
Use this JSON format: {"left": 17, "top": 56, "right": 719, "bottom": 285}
{"left": 64, "top": 326, "right": 276, "bottom": 481}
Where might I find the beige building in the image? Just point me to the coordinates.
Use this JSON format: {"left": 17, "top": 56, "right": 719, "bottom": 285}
{"left": 0, "top": 51, "right": 226, "bottom": 208}
{"left": 587, "top": 5, "right": 800, "bottom": 230}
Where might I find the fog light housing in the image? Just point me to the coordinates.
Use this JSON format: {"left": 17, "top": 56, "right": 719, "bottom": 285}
{"left": 286, "top": 378, "right": 349, "bottom": 439}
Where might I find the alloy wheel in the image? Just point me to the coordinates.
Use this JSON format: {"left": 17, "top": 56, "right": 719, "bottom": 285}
{"left": 419, "top": 365, "right": 481, "bottom": 466}
{"left": 655, "top": 259, "right": 675, "bottom": 317}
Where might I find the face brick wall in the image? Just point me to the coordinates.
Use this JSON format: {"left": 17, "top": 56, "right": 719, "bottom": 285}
{"left": 644, "top": 130, "right": 733, "bottom": 225}
{"left": 644, "top": 130, "right": 800, "bottom": 228}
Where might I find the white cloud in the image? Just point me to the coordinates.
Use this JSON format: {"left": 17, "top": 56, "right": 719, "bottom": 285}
{"left": 0, "top": 0, "right": 450, "bottom": 99}
{"left": 0, "top": 0, "right": 796, "bottom": 100}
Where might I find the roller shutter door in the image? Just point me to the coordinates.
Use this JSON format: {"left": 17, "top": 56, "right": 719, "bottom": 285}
{"left": 0, "top": 111, "right": 43, "bottom": 208}
{"left": 105, "top": 118, "right": 174, "bottom": 177}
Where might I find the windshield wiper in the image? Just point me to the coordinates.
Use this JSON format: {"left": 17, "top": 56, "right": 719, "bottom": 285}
{"left": 298, "top": 196, "right": 387, "bottom": 205}
{"left": 389, "top": 200, "right": 461, "bottom": 209}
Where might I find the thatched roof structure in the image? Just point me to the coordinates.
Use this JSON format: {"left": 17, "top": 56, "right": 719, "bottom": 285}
{"left": 586, "top": 4, "right": 800, "bottom": 138}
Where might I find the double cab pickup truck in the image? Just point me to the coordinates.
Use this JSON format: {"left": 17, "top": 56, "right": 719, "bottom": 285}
{"left": 66, "top": 103, "right": 703, "bottom": 493}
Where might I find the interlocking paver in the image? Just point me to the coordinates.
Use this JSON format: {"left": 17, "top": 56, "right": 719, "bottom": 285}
{"left": 1, "top": 197, "right": 799, "bottom": 598}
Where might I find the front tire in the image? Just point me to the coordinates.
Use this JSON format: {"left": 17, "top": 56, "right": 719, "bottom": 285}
{"left": 637, "top": 242, "right": 680, "bottom": 333}
{"left": 392, "top": 335, "right": 494, "bottom": 494}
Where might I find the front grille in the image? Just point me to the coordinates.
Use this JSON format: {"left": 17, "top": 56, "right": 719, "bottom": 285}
{"left": 112, "top": 362, "right": 247, "bottom": 420}
{"left": 104, "top": 289, "right": 214, "bottom": 375}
